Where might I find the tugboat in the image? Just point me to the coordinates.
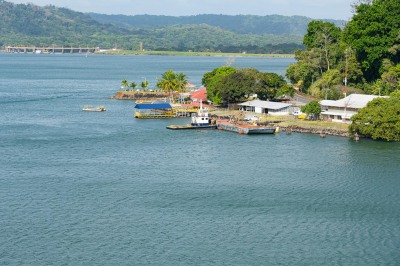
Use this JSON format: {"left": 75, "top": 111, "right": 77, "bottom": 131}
{"left": 166, "top": 101, "right": 217, "bottom": 130}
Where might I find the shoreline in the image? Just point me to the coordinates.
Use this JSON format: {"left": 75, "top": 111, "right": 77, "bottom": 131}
{"left": 209, "top": 113, "right": 350, "bottom": 138}
{"left": 97, "top": 50, "right": 295, "bottom": 58}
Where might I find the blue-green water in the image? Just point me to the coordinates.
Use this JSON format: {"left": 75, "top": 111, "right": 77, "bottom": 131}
{"left": 0, "top": 54, "right": 399, "bottom": 265}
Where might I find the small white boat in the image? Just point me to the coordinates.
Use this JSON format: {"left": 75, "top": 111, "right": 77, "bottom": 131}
{"left": 82, "top": 105, "right": 106, "bottom": 112}
{"left": 167, "top": 100, "right": 216, "bottom": 130}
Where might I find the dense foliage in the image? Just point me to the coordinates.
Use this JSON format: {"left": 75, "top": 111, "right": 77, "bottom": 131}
{"left": 350, "top": 92, "right": 400, "bottom": 141}
{"left": 301, "top": 101, "right": 321, "bottom": 116}
{"left": 156, "top": 70, "right": 188, "bottom": 93}
{"left": 202, "top": 66, "right": 292, "bottom": 104}
{"left": 0, "top": 1, "right": 303, "bottom": 54}
{"left": 344, "top": 0, "right": 400, "bottom": 82}
{"left": 286, "top": 0, "right": 400, "bottom": 98}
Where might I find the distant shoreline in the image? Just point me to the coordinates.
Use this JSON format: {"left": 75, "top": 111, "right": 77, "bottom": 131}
{"left": 97, "top": 50, "right": 295, "bottom": 58}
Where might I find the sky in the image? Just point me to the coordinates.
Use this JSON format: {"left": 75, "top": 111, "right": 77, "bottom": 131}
{"left": 8, "top": 0, "right": 354, "bottom": 20}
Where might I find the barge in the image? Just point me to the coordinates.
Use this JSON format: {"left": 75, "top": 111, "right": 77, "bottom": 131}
{"left": 217, "top": 120, "right": 278, "bottom": 135}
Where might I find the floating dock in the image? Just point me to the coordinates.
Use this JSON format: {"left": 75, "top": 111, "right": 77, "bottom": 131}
{"left": 216, "top": 120, "right": 278, "bottom": 135}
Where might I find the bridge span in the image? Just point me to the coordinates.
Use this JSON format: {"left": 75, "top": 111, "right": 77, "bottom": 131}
{"left": 5, "top": 46, "right": 99, "bottom": 54}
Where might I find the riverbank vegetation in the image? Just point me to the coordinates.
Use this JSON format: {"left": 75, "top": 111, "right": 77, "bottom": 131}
{"left": 286, "top": 0, "right": 400, "bottom": 99}
{"left": 350, "top": 92, "right": 400, "bottom": 141}
{"left": 202, "top": 66, "right": 293, "bottom": 104}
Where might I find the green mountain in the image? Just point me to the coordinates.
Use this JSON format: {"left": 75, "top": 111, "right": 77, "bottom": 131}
{"left": 88, "top": 13, "right": 346, "bottom": 36}
{"left": 0, "top": 0, "right": 343, "bottom": 53}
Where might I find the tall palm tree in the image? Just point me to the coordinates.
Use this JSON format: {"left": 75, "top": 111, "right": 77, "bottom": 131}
{"left": 141, "top": 80, "right": 149, "bottom": 91}
{"left": 121, "top": 79, "right": 129, "bottom": 90}
{"left": 129, "top": 82, "right": 137, "bottom": 91}
{"left": 157, "top": 70, "right": 176, "bottom": 93}
{"left": 175, "top": 73, "right": 188, "bottom": 93}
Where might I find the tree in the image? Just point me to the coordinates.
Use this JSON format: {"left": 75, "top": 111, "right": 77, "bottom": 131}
{"left": 141, "top": 80, "right": 149, "bottom": 90}
{"left": 203, "top": 67, "right": 289, "bottom": 104}
{"left": 157, "top": 70, "right": 177, "bottom": 92}
{"left": 202, "top": 66, "right": 236, "bottom": 103}
{"left": 301, "top": 100, "right": 321, "bottom": 118}
{"left": 156, "top": 70, "right": 188, "bottom": 97}
{"left": 217, "top": 69, "right": 259, "bottom": 103}
{"left": 308, "top": 69, "right": 341, "bottom": 99}
{"left": 129, "top": 82, "right": 137, "bottom": 91}
{"left": 350, "top": 93, "right": 400, "bottom": 141}
{"left": 121, "top": 79, "right": 128, "bottom": 90}
{"left": 175, "top": 72, "right": 188, "bottom": 93}
{"left": 303, "top": 20, "right": 342, "bottom": 71}
{"left": 256, "top": 72, "right": 287, "bottom": 100}
{"left": 343, "top": 0, "right": 400, "bottom": 82}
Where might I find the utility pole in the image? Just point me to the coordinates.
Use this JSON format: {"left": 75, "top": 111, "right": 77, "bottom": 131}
{"left": 343, "top": 49, "right": 348, "bottom": 124}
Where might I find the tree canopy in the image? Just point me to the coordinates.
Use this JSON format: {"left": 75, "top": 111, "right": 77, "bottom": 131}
{"left": 343, "top": 0, "right": 400, "bottom": 82}
{"left": 202, "top": 66, "right": 290, "bottom": 104}
{"left": 350, "top": 92, "right": 400, "bottom": 141}
{"left": 301, "top": 100, "right": 322, "bottom": 116}
{"left": 156, "top": 70, "right": 188, "bottom": 93}
{"left": 286, "top": 0, "right": 400, "bottom": 98}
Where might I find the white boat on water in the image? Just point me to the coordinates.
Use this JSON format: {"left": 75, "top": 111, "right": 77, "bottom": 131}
{"left": 83, "top": 105, "right": 106, "bottom": 112}
{"left": 166, "top": 100, "right": 216, "bottom": 130}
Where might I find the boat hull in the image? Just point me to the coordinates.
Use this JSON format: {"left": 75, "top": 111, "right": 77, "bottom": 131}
{"left": 216, "top": 121, "right": 277, "bottom": 135}
{"left": 245, "top": 128, "right": 276, "bottom": 134}
{"left": 166, "top": 125, "right": 217, "bottom": 130}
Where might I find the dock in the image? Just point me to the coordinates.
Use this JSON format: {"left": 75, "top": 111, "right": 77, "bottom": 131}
{"left": 216, "top": 120, "right": 278, "bottom": 135}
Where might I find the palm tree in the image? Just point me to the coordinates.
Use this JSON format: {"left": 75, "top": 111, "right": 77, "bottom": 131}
{"left": 141, "top": 80, "right": 149, "bottom": 91}
{"left": 121, "top": 79, "right": 129, "bottom": 90}
{"left": 157, "top": 70, "right": 176, "bottom": 93}
{"left": 129, "top": 82, "right": 137, "bottom": 91}
{"left": 175, "top": 73, "right": 188, "bottom": 93}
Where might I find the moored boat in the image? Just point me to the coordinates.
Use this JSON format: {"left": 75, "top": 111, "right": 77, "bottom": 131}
{"left": 83, "top": 105, "right": 106, "bottom": 112}
{"left": 167, "top": 101, "right": 217, "bottom": 130}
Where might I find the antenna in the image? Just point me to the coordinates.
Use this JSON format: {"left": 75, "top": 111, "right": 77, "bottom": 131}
{"left": 343, "top": 49, "right": 348, "bottom": 124}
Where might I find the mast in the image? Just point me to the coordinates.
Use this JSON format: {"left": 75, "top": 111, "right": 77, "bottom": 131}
{"left": 343, "top": 49, "right": 348, "bottom": 123}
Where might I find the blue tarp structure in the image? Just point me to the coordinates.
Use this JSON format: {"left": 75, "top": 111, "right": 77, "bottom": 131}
{"left": 134, "top": 103, "right": 172, "bottom": 109}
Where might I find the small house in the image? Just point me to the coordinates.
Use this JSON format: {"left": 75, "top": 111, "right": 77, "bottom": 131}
{"left": 319, "top": 94, "right": 386, "bottom": 123}
{"left": 238, "top": 100, "right": 292, "bottom": 116}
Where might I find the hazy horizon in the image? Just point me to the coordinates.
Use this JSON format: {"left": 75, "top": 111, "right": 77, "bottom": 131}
{"left": 7, "top": 0, "right": 353, "bottom": 20}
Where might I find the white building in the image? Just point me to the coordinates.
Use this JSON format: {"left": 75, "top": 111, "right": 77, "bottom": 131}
{"left": 238, "top": 100, "right": 292, "bottom": 116}
{"left": 320, "top": 94, "right": 386, "bottom": 123}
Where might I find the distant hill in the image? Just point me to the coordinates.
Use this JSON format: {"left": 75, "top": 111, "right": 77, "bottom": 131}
{"left": 88, "top": 13, "right": 346, "bottom": 36}
{"left": 0, "top": 1, "right": 346, "bottom": 54}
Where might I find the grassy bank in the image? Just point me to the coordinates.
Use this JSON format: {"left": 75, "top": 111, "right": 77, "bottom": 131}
{"left": 98, "top": 50, "right": 294, "bottom": 58}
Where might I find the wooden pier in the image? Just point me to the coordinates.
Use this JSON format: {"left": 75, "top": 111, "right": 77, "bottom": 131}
{"left": 4, "top": 46, "right": 99, "bottom": 54}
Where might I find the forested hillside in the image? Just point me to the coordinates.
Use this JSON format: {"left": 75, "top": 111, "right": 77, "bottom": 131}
{"left": 286, "top": 0, "right": 400, "bottom": 99}
{"left": 0, "top": 1, "right": 306, "bottom": 53}
{"left": 88, "top": 13, "right": 345, "bottom": 36}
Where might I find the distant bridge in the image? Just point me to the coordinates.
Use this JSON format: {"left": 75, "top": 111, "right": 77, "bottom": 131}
{"left": 5, "top": 46, "right": 99, "bottom": 54}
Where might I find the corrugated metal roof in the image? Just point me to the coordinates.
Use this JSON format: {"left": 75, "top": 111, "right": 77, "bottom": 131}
{"left": 238, "top": 100, "right": 292, "bottom": 110}
{"left": 134, "top": 103, "right": 172, "bottom": 109}
{"left": 320, "top": 94, "right": 386, "bottom": 109}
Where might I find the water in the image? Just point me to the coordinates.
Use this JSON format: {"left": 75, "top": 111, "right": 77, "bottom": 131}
{"left": 0, "top": 54, "right": 399, "bottom": 265}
